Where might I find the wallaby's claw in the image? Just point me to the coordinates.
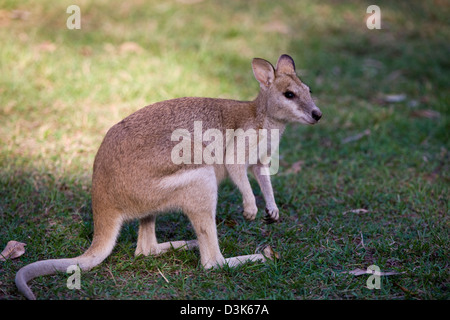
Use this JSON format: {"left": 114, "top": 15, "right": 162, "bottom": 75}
{"left": 264, "top": 207, "right": 279, "bottom": 224}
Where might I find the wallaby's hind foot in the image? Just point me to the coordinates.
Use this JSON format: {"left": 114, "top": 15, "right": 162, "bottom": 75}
{"left": 225, "top": 254, "right": 266, "bottom": 268}
{"left": 134, "top": 215, "right": 198, "bottom": 256}
{"left": 202, "top": 254, "right": 266, "bottom": 270}
{"left": 224, "top": 245, "right": 279, "bottom": 268}
{"left": 208, "top": 247, "right": 276, "bottom": 269}
{"left": 135, "top": 239, "right": 198, "bottom": 257}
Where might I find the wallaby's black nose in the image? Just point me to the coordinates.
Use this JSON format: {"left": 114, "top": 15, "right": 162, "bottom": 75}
{"left": 312, "top": 110, "right": 322, "bottom": 121}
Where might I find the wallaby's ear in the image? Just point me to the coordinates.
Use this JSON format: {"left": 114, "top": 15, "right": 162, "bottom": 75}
{"left": 276, "top": 54, "right": 296, "bottom": 75}
{"left": 252, "top": 58, "right": 275, "bottom": 89}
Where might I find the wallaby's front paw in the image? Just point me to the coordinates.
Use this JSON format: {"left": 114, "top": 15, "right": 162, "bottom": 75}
{"left": 264, "top": 206, "right": 279, "bottom": 224}
{"left": 243, "top": 203, "right": 258, "bottom": 221}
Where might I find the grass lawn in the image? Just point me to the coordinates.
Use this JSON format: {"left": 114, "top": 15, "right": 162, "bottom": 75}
{"left": 0, "top": 0, "right": 448, "bottom": 300}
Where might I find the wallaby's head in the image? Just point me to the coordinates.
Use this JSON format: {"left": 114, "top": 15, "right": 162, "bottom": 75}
{"left": 252, "top": 54, "right": 322, "bottom": 125}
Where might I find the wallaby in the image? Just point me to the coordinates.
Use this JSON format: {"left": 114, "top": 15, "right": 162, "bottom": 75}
{"left": 15, "top": 54, "right": 322, "bottom": 299}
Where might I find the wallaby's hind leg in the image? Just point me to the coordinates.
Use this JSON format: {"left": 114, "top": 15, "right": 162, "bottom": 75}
{"left": 186, "top": 197, "right": 267, "bottom": 269}
{"left": 184, "top": 203, "right": 225, "bottom": 269}
{"left": 181, "top": 169, "right": 267, "bottom": 269}
{"left": 134, "top": 167, "right": 267, "bottom": 269}
{"left": 135, "top": 215, "right": 198, "bottom": 257}
{"left": 178, "top": 170, "right": 225, "bottom": 269}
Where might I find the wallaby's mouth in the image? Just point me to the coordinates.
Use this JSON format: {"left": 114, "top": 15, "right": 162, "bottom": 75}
{"left": 298, "top": 108, "right": 322, "bottom": 125}
{"left": 299, "top": 116, "right": 317, "bottom": 125}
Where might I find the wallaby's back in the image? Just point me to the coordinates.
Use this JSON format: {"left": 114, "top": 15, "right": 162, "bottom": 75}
{"left": 94, "top": 97, "right": 258, "bottom": 178}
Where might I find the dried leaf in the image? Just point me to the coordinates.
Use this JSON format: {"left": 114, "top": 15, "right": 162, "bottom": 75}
{"left": 342, "top": 208, "right": 369, "bottom": 215}
{"left": 341, "top": 129, "right": 370, "bottom": 144}
{"left": 0, "top": 241, "right": 26, "bottom": 261}
{"left": 263, "top": 246, "right": 280, "bottom": 260}
{"left": 410, "top": 109, "right": 441, "bottom": 119}
{"left": 394, "top": 282, "right": 418, "bottom": 296}
{"left": 285, "top": 160, "right": 304, "bottom": 174}
{"left": 176, "top": 0, "right": 205, "bottom": 4}
{"left": 386, "top": 70, "right": 403, "bottom": 82}
{"left": 80, "top": 46, "right": 93, "bottom": 57}
{"left": 383, "top": 94, "right": 406, "bottom": 103}
{"left": 36, "top": 41, "right": 57, "bottom": 53}
{"left": 10, "top": 10, "right": 31, "bottom": 20}
{"left": 263, "top": 20, "right": 290, "bottom": 34}
{"left": 119, "top": 42, "right": 144, "bottom": 54}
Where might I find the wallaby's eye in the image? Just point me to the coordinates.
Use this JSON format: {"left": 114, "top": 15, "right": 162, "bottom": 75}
{"left": 309, "top": 88, "right": 312, "bottom": 94}
{"left": 284, "top": 91, "right": 295, "bottom": 99}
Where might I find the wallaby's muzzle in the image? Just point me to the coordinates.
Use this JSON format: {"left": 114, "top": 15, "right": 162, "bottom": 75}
{"left": 311, "top": 109, "right": 322, "bottom": 122}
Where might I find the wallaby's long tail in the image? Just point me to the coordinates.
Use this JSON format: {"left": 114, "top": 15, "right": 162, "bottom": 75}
{"left": 15, "top": 256, "right": 98, "bottom": 300}
{"left": 15, "top": 216, "right": 122, "bottom": 300}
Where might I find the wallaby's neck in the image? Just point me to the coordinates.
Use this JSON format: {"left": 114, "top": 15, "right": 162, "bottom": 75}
{"left": 253, "top": 91, "right": 287, "bottom": 133}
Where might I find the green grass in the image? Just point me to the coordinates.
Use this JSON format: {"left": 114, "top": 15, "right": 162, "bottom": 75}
{"left": 0, "top": 0, "right": 448, "bottom": 300}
